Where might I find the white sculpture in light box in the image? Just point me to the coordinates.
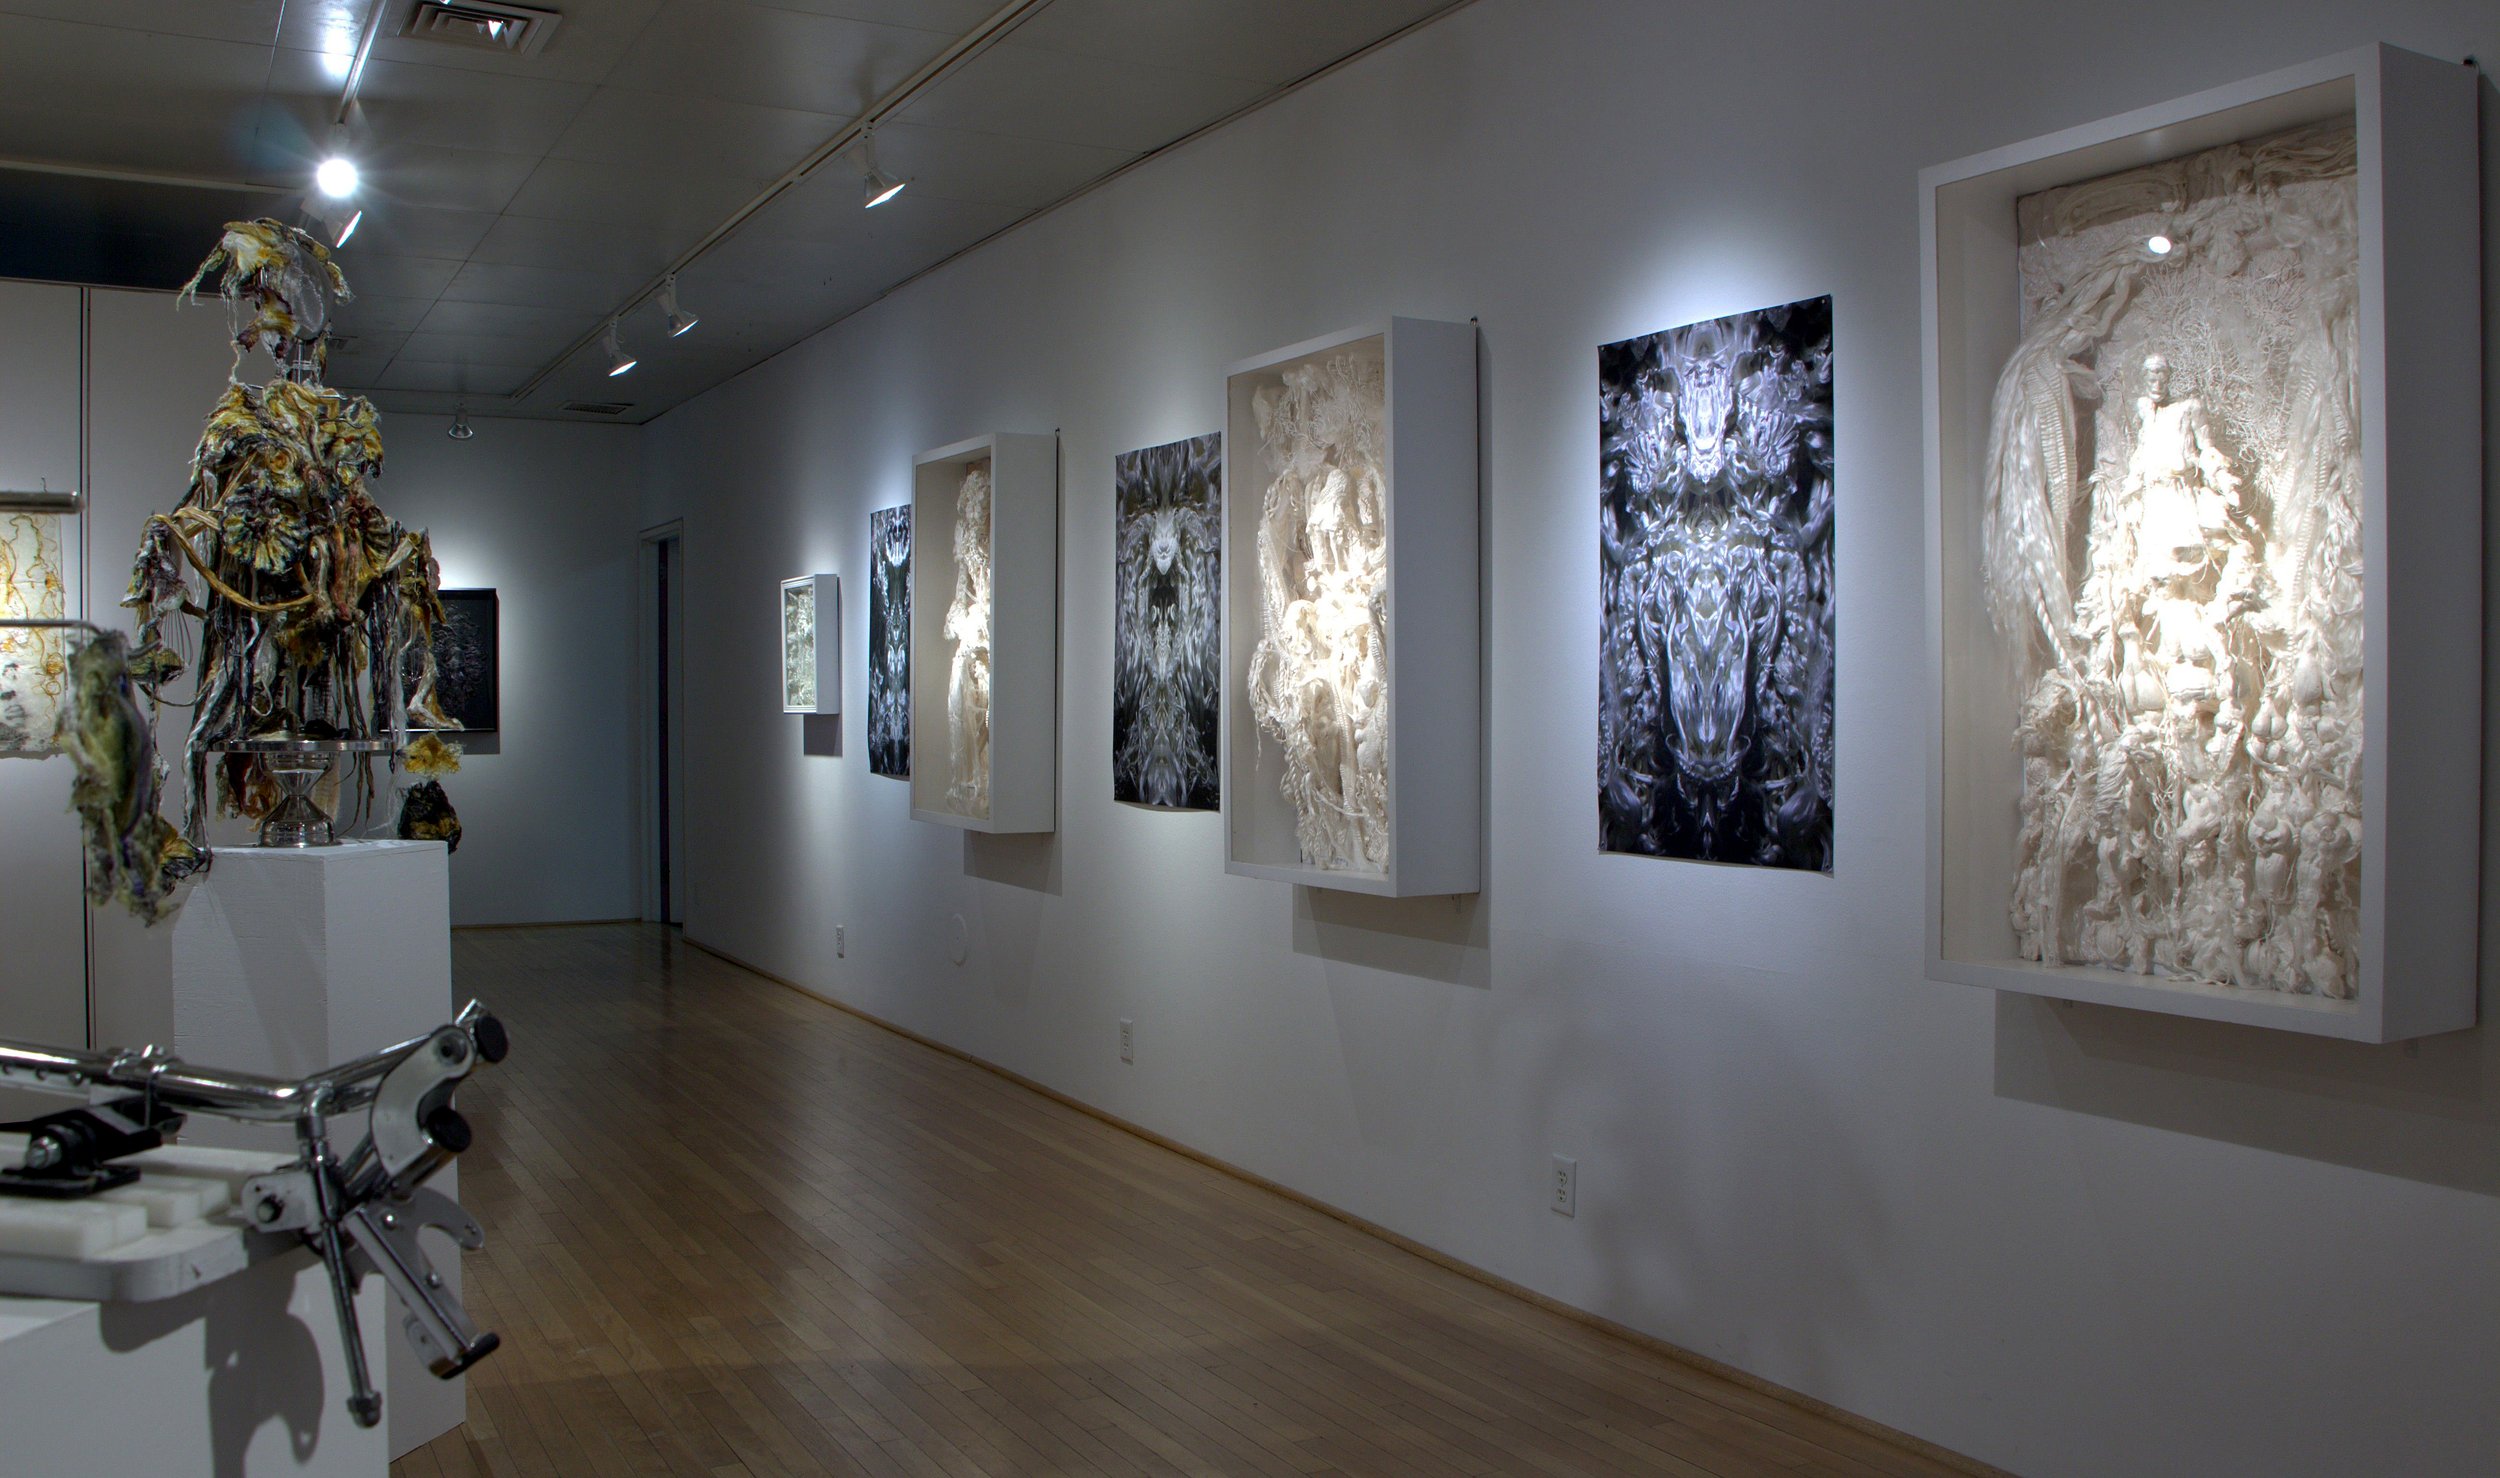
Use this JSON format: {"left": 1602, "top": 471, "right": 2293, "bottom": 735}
{"left": 908, "top": 433, "right": 1055, "bottom": 834}
{"left": 1246, "top": 353, "right": 1390, "bottom": 873}
{"left": 1926, "top": 44, "right": 2482, "bottom": 1041}
{"left": 1984, "top": 121, "right": 2363, "bottom": 997}
{"left": 942, "top": 461, "right": 994, "bottom": 817}
{"left": 779, "top": 573, "right": 839, "bottom": 717}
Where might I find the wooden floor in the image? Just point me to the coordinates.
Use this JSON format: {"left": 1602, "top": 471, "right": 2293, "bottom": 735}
{"left": 396, "top": 925, "right": 1973, "bottom": 1478}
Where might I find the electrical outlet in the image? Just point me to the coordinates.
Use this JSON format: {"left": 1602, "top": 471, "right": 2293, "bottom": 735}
{"left": 834, "top": 925, "right": 846, "bottom": 958}
{"left": 1550, "top": 1155, "right": 1577, "bottom": 1217}
{"left": 1119, "top": 1018, "right": 1134, "bottom": 1064}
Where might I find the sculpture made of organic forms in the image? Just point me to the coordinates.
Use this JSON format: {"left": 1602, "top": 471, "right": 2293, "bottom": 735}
{"left": 1984, "top": 122, "right": 2362, "bottom": 996}
{"left": 1247, "top": 353, "right": 1389, "bottom": 872}
{"left": 867, "top": 505, "right": 912, "bottom": 777}
{"left": 1113, "top": 434, "right": 1222, "bottom": 810}
{"left": 1598, "top": 297, "right": 1835, "bottom": 870}
{"left": 58, "top": 631, "right": 191, "bottom": 920}
{"left": 126, "top": 219, "right": 455, "bottom": 851}
{"left": 943, "top": 462, "right": 993, "bottom": 816}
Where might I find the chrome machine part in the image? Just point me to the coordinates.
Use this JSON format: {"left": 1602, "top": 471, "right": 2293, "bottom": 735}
{"left": 0, "top": 1004, "right": 510, "bottom": 1428}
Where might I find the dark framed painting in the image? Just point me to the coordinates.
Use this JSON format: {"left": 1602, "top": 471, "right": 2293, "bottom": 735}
{"left": 431, "top": 587, "right": 500, "bottom": 733}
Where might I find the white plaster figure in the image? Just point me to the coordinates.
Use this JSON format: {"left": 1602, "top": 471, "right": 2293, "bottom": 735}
{"left": 944, "top": 461, "right": 994, "bottom": 816}
{"left": 1247, "top": 352, "right": 1390, "bottom": 872}
{"left": 1984, "top": 121, "right": 2363, "bottom": 996}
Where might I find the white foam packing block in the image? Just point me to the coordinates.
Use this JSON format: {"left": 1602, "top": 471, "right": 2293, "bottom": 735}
{"left": 0, "top": 1131, "right": 269, "bottom": 1240}
{"left": 0, "top": 1199, "right": 148, "bottom": 1259}
{"left": 95, "top": 1172, "right": 228, "bottom": 1228}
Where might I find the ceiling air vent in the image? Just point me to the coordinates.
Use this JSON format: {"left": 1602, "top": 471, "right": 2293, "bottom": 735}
{"left": 399, "top": 2, "right": 562, "bottom": 58}
{"left": 560, "top": 401, "right": 633, "bottom": 416}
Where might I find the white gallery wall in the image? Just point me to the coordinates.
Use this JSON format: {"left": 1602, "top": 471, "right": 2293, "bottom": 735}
{"left": 644, "top": 2, "right": 2500, "bottom": 1474}
{"left": 382, "top": 415, "right": 644, "bottom": 927}
{"left": 0, "top": 286, "right": 641, "bottom": 1060}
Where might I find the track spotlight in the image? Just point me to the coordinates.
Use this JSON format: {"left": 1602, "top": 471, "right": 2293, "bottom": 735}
{"left": 858, "top": 127, "right": 905, "bottom": 208}
{"left": 306, "top": 195, "right": 362, "bottom": 248}
{"left": 2145, "top": 233, "right": 2173, "bottom": 256}
{"left": 602, "top": 320, "right": 637, "bottom": 377}
{"left": 660, "top": 275, "right": 699, "bottom": 338}
{"left": 448, "top": 407, "right": 476, "bottom": 441}
{"left": 315, "top": 155, "right": 360, "bottom": 198}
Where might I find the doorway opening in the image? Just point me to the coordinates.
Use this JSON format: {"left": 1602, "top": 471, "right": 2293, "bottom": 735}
{"left": 639, "top": 522, "right": 685, "bottom": 925}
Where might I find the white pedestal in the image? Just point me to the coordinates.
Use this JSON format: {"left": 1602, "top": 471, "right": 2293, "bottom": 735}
{"left": 167, "top": 840, "right": 466, "bottom": 1459}
{"left": 0, "top": 1260, "right": 388, "bottom": 1476}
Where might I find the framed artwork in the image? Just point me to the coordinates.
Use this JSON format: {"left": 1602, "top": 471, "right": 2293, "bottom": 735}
{"left": 908, "top": 434, "right": 1057, "bottom": 833}
{"left": 1223, "top": 318, "right": 1479, "bottom": 896}
{"left": 432, "top": 588, "right": 500, "bottom": 733}
{"left": 1113, "top": 433, "right": 1221, "bottom": 810}
{"left": 1921, "top": 45, "right": 2479, "bottom": 1038}
{"left": 0, "top": 510, "right": 67, "bottom": 754}
{"left": 867, "top": 505, "right": 911, "bottom": 777}
{"left": 781, "top": 573, "right": 838, "bottom": 715}
{"left": 1598, "top": 295, "right": 1835, "bottom": 873}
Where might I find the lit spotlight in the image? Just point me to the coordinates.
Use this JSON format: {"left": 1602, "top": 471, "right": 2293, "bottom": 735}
{"left": 661, "top": 275, "right": 699, "bottom": 337}
{"left": 602, "top": 321, "right": 637, "bottom": 377}
{"left": 316, "top": 156, "right": 360, "bottom": 198}
{"left": 858, "top": 127, "right": 905, "bottom": 208}
{"left": 2146, "top": 233, "right": 2173, "bottom": 256}
{"left": 448, "top": 408, "right": 476, "bottom": 441}
{"left": 304, "top": 195, "right": 361, "bottom": 248}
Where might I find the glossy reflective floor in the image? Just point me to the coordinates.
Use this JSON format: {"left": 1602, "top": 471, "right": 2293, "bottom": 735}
{"left": 396, "top": 925, "right": 1977, "bottom": 1478}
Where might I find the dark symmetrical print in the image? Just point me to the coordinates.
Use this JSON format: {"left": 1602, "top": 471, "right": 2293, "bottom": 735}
{"left": 867, "top": 505, "right": 911, "bottom": 778}
{"left": 430, "top": 588, "right": 500, "bottom": 733}
{"left": 1113, "top": 434, "right": 1222, "bottom": 810}
{"left": 1599, "top": 296, "right": 1835, "bottom": 871}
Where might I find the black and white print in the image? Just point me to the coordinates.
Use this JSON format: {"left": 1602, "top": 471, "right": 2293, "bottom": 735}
{"left": 1598, "top": 296, "right": 1834, "bottom": 871}
{"left": 867, "top": 505, "right": 911, "bottom": 778}
{"left": 1113, "top": 433, "right": 1222, "bottom": 810}
{"left": 431, "top": 588, "right": 500, "bottom": 733}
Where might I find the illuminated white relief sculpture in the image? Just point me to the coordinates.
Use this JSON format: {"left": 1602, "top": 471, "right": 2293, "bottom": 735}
{"left": 943, "top": 461, "right": 994, "bottom": 816}
{"left": 780, "top": 579, "right": 817, "bottom": 712}
{"left": 1985, "top": 121, "right": 2362, "bottom": 995}
{"left": 1247, "top": 354, "right": 1389, "bottom": 872}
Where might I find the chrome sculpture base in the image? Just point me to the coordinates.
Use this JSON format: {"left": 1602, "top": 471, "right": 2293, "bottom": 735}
{"left": 212, "top": 737, "right": 399, "bottom": 849}
{"left": 257, "top": 754, "right": 336, "bottom": 848}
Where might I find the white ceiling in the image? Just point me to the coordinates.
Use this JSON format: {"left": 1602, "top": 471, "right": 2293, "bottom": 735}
{"left": 0, "top": 0, "right": 1464, "bottom": 422}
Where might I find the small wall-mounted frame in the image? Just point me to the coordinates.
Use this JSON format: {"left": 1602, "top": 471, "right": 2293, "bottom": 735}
{"left": 780, "top": 573, "right": 839, "bottom": 716}
{"left": 1921, "top": 44, "right": 2480, "bottom": 1040}
{"left": 1222, "top": 316, "right": 1480, "bottom": 897}
{"left": 431, "top": 588, "right": 500, "bottom": 733}
{"left": 909, "top": 433, "right": 1058, "bottom": 833}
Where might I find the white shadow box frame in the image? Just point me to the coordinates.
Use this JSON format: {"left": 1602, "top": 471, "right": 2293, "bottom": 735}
{"left": 1921, "top": 44, "right": 2481, "bottom": 1040}
{"left": 779, "top": 574, "right": 839, "bottom": 715}
{"left": 909, "top": 432, "right": 1059, "bottom": 833}
{"left": 1222, "top": 317, "right": 1480, "bottom": 896}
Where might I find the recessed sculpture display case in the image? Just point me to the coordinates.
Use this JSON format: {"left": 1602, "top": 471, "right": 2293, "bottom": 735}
{"left": 909, "top": 433, "right": 1057, "bottom": 833}
{"left": 1921, "top": 45, "right": 2480, "bottom": 1040}
{"left": 1223, "top": 317, "right": 1479, "bottom": 896}
{"left": 780, "top": 573, "right": 838, "bottom": 716}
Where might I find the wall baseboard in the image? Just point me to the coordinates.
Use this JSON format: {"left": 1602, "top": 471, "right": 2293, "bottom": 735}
{"left": 453, "top": 917, "right": 643, "bottom": 933}
{"left": 680, "top": 930, "right": 2016, "bottom": 1478}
